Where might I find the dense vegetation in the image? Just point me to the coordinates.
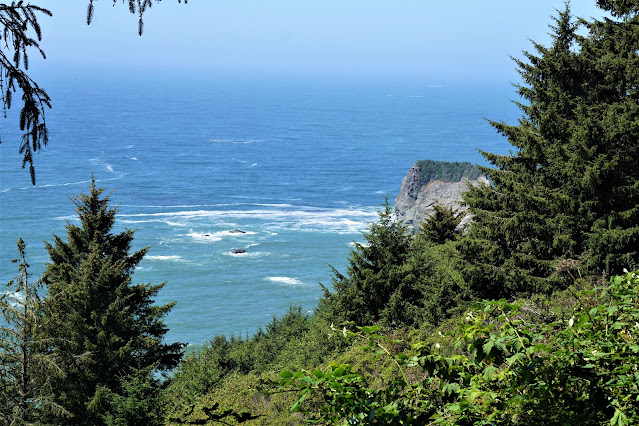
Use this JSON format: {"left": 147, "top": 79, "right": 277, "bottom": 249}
{"left": 1, "top": 0, "right": 638, "bottom": 424}
{"left": 460, "top": 3, "right": 639, "bottom": 300}
{"left": 283, "top": 271, "right": 639, "bottom": 424}
{"left": 414, "top": 160, "right": 481, "bottom": 187}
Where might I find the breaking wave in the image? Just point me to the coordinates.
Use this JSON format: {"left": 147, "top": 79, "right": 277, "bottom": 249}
{"left": 265, "top": 277, "right": 304, "bottom": 286}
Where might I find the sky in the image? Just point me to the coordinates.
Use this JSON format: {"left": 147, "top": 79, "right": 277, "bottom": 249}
{"left": 31, "top": 1, "right": 608, "bottom": 83}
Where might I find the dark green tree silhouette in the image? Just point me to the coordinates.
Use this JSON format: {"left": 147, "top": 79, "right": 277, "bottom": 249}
{"left": 40, "top": 178, "right": 184, "bottom": 425}
{"left": 322, "top": 201, "right": 418, "bottom": 326}
{"left": 418, "top": 203, "right": 463, "bottom": 244}
{"left": 460, "top": 4, "right": 639, "bottom": 299}
{"left": 0, "top": 3, "right": 52, "bottom": 185}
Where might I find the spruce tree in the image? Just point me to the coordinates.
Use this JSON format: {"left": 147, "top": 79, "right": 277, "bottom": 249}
{"left": 40, "top": 179, "right": 184, "bottom": 425}
{"left": 322, "top": 201, "right": 417, "bottom": 326}
{"left": 576, "top": 0, "right": 639, "bottom": 274}
{"left": 0, "top": 239, "right": 68, "bottom": 423}
{"left": 418, "top": 203, "right": 463, "bottom": 244}
{"left": 460, "top": 3, "right": 639, "bottom": 299}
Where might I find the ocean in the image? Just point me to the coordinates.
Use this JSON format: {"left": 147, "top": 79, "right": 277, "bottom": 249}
{"left": 0, "top": 71, "right": 517, "bottom": 346}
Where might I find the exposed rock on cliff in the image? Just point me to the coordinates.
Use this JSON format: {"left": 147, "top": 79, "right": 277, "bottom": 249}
{"left": 394, "top": 160, "right": 488, "bottom": 232}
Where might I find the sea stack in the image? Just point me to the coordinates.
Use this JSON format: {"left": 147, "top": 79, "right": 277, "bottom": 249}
{"left": 394, "top": 160, "right": 488, "bottom": 233}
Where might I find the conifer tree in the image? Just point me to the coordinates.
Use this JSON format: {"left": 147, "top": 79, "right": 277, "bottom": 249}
{"left": 418, "top": 203, "right": 463, "bottom": 244}
{"left": 460, "top": 3, "right": 639, "bottom": 299}
{"left": 576, "top": 0, "right": 639, "bottom": 274}
{"left": 322, "top": 201, "right": 417, "bottom": 326}
{"left": 0, "top": 238, "right": 68, "bottom": 423}
{"left": 40, "top": 178, "right": 184, "bottom": 425}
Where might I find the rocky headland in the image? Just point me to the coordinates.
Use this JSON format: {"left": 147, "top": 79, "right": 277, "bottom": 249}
{"left": 394, "top": 160, "right": 488, "bottom": 233}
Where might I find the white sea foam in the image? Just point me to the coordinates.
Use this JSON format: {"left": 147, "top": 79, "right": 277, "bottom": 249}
{"left": 13, "top": 179, "right": 94, "bottom": 193}
{"left": 119, "top": 206, "right": 377, "bottom": 234}
{"left": 119, "top": 207, "right": 375, "bottom": 220}
{"left": 186, "top": 229, "right": 256, "bottom": 242}
{"left": 64, "top": 179, "right": 93, "bottom": 186}
{"left": 125, "top": 144, "right": 134, "bottom": 148}
{"left": 187, "top": 232, "right": 224, "bottom": 242}
{"left": 165, "top": 220, "right": 189, "bottom": 227}
{"left": 225, "top": 250, "right": 269, "bottom": 257}
{"left": 222, "top": 229, "right": 256, "bottom": 236}
{"left": 210, "top": 139, "right": 259, "bottom": 144}
{"left": 62, "top": 206, "right": 375, "bottom": 234}
{"left": 120, "top": 203, "right": 237, "bottom": 208}
{"left": 252, "top": 203, "right": 296, "bottom": 208}
{"left": 90, "top": 158, "right": 112, "bottom": 172}
{"left": 249, "top": 163, "right": 258, "bottom": 167}
{"left": 349, "top": 241, "right": 369, "bottom": 248}
{"left": 266, "top": 277, "right": 304, "bottom": 286}
{"left": 146, "top": 255, "right": 185, "bottom": 262}
{"left": 130, "top": 157, "right": 138, "bottom": 161}
{"left": 119, "top": 218, "right": 189, "bottom": 227}
{"left": 2, "top": 290, "right": 24, "bottom": 302}
{"left": 54, "top": 215, "right": 78, "bottom": 221}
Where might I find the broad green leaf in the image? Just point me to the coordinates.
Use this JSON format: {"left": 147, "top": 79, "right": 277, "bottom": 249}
{"left": 483, "top": 339, "right": 494, "bottom": 356}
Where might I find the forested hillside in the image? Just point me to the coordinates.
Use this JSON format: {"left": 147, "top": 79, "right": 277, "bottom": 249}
{"left": 1, "top": 0, "right": 638, "bottom": 424}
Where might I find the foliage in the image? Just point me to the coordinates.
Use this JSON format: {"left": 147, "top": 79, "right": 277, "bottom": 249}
{"left": 0, "top": 1, "right": 187, "bottom": 185}
{"left": 163, "top": 306, "right": 344, "bottom": 424}
{"left": 414, "top": 160, "right": 481, "bottom": 187}
{"left": 411, "top": 240, "right": 470, "bottom": 327}
{"left": 165, "top": 371, "right": 302, "bottom": 425}
{"left": 95, "top": 366, "right": 164, "bottom": 426}
{"left": 418, "top": 203, "right": 463, "bottom": 244}
{"left": 320, "top": 201, "right": 469, "bottom": 329}
{"left": 460, "top": 4, "right": 639, "bottom": 300}
{"left": 281, "top": 324, "right": 434, "bottom": 424}
{"left": 39, "top": 178, "right": 184, "bottom": 425}
{"left": 86, "top": 0, "right": 188, "bottom": 36}
{"left": 320, "top": 201, "right": 415, "bottom": 326}
{"left": 0, "top": 238, "right": 69, "bottom": 424}
{"left": 284, "top": 271, "right": 639, "bottom": 425}
{"left": 0, "top": 2, "right": 52, "bottom": 185}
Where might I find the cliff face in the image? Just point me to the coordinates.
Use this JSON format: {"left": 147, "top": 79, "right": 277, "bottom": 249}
{"left": 394, "top": 160, "right": 488, "bottom": 232}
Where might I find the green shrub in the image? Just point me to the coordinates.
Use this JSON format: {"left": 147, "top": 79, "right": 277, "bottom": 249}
{"left": 284, "top": 271, "right": 639, "bottom": 425}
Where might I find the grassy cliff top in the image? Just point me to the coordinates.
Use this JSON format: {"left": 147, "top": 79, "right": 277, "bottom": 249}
{"left": 415, "top": 160, "right": 481, "bottom": 187}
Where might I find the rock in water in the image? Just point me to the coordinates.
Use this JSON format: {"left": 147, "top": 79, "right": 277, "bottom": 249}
{"left": 394, "top": 160, "right": 488, "bottom": 233}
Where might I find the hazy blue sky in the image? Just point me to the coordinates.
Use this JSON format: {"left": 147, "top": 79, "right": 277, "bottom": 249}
{"left": 33, "top": 1, "right": 606, "bottom": 83}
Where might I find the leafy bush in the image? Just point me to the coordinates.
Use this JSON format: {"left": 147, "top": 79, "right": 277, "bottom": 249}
{"left": 284, "top": 271, "right": 639, "bottom": 425}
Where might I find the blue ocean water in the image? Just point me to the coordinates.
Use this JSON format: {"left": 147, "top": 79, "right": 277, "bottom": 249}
{"left": 0, "top": 71, "right": 517, "bottom": 346}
